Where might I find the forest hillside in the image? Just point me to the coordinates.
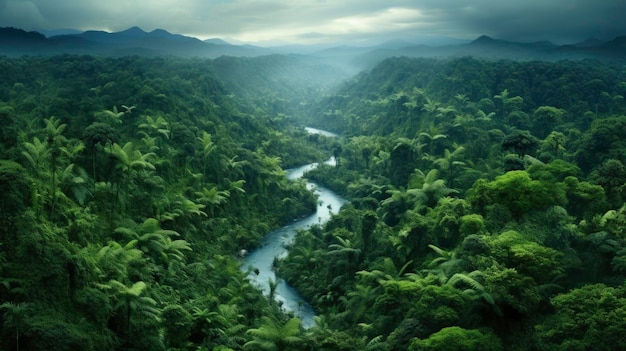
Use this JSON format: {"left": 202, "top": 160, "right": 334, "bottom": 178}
{"left": 0, "top": 55, "right": 328, "bottom": 350}
{"left": 279, "top": 56, "right": 626, "bottom": 350}
{"left": 1, "top": 50, "right": 626, "bottom": 350}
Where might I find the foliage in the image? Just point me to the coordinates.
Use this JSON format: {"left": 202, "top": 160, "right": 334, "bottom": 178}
{"left": 0, "top": 55, "right": 325, "bottom": 350}
{"left": 468, "top": 171, "right": 566, "bottom": 219}
{"left": 409, "top": 326, "right": 503, "bottom": 351}
{"left": 535, "top": 284, "right": 626, "bottom": 351}
{"left": 279, "top": 56, "right": 626, "bottom": 351}
{"left": 2, "top": 53, "right": 626, "bottom": 350}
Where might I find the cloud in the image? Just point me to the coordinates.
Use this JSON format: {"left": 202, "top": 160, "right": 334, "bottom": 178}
{"left": 330, "top": 8, "right": 424, "bottom": 33}
{"left": 2, "top": 0, "right": 625, "bottom": 44}
{"left": 417, "top": 0, "right": 626, "bottom": 42}
{"left": 0, "top": 0, "right": 46, "bottom": 28}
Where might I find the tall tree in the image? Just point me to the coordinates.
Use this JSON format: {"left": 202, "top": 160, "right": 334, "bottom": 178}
{"left": 244, "top": 317, "right": 302, "bottom": 351}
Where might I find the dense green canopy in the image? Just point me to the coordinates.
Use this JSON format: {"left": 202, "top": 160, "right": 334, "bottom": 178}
{"left": 1, "top": 53, "right": 625, "bottom": 350}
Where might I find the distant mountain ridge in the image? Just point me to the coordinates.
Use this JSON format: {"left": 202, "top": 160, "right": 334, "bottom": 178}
{"left": 1, "top": 26, "right": 625, "bottom": 70}
{"left": 76, "top": 26, "right": 200, "bottom": 44}
{"left": 0, "top": 26, "right": 269, "bottom": 58}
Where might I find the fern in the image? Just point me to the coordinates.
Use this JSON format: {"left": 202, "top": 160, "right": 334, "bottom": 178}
{"left": 446, "top": 272, "right": 486, "bottom": 292}
{"left": 366, "top": 335, "right": 385, "bottom": 350}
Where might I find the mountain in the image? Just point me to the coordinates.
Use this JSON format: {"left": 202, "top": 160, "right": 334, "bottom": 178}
{"left": 63, "top": 26, "right": 243, "bottom": 56}
{"left": 75, "top": 26, "right": 200, "bottom": 44}
{"left": 571, "top": 37, "right": 606, "bottom": 48}
{"left": 351, "top": 34, "right": 626, "bottom": 69}
{"left": 603, "top": 35, "right": 626, "bottom": 49}
{"left": 1, "top": 26, "right": 625, "bottom": 68}
{"left": 0, "top": 27, "right": 99, "bottom": 56}
{"left": 204, "top": 38, "right": 231, "bottom": 45}
{"left": 0, "top": 27, "right": 46, "bottom": 44}
{"left": 0, "top": 26, "right": 270, "bottom": 58}
{"left": 36, "top": 28, "right": 82, "bottom": 37}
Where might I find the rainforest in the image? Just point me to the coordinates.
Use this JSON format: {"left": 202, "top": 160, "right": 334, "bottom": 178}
{"left": 1, "top": 49, "right": 626, "bottom": 351}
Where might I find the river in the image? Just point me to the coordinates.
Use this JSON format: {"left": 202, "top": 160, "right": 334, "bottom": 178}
{"left": 241, "top": 127, "right": 346, "bottom": 329}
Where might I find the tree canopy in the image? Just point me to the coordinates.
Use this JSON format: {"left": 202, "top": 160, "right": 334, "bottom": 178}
{"left": 1, "top": 53, "right": 626, "bottom": 350}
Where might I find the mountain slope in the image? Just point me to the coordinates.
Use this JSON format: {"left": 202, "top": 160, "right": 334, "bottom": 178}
{"left": 1, "top": 26, "right": 625, "bottom": 68}
{"left": 0, "top": 26, "right": 270, "bottom": 58}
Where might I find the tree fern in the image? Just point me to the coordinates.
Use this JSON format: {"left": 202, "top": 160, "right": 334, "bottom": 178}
{"left": 366, "top": 335, "right": 385, "bottom": 350}
{"left": 446, "top": 271, "right": 485, "bottom": 291}
{"left": 244, "top": 316, "right": 302, "bottom": 351}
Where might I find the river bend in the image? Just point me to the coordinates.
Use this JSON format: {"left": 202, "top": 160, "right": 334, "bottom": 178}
{"left": 241, "top": 128, "right": 345, "bottom": 328}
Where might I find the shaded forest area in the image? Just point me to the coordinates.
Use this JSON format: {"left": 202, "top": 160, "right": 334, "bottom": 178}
{"left": 0, "top": 55, "right": 328, "bottom": 350}
{"left": 279, "top": 57, "right": 626, "bottom": 350}
{"left": 1, "top": 52, "right": 626, "bottom": 350}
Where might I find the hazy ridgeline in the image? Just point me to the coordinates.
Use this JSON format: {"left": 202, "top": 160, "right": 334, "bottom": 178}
{"left": 0, "top": 52, "right": 626, "bottom": 350}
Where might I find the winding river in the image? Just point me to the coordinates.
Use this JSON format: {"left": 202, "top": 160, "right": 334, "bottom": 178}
{"left": 241, "top": 127, "right": 346, "bottom": 328}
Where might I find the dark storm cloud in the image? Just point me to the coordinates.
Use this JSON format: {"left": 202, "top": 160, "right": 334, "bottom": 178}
{"left": 438, "top": 0, "right": 626, "bottom": 42}
{"left": 0, "top": 0, "right": 623, "bottom": 44}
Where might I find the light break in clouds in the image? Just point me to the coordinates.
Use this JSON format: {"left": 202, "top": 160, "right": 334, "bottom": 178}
{"left": 1, "top": 0, "right": 625, "bottom": 45}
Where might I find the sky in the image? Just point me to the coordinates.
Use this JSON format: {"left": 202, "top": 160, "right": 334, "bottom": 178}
{"left": 1, "top": 0, "right": 625, "bottom": 45}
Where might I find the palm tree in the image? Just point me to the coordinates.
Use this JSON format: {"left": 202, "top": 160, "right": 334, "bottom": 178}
{"left": 58, "top": 163, "right": 91, "bottom": 206}
{"left": 195, "top": 186, "right": 230, "bottom": 217}
{"left": 343, "top": 283, "right": 379, "bottom": 323}
{"left": 356, "top": 259, "right": 417, "bottom": 317}
{"left": 433, "top": 145, "right": 466, "bottom": 188}
{"left": 390, "top": 137, "right": 423, "bottom": 185}
{"left": 82, "top": 122, "right": 119, "bottom": 183}
{"left": 350, "top": 135, "right": 377, "bottom": 168}
{"left": 454, "top": 93, "right": 469, "bottom": 109}
{"left": 108, "top": 141, "right": 156, "bottom": 179}
{"left": 0, "top": 302, "right": 31, "bottom": 351}
{"left": 403, "top": 99, "right": 419, "bottom": 128}
{"left": 423, "top": 245, "right": 500, "bottom": 315}
{"left": 121, "top": 104, "right": 136, "bottom": 114}
{"left": 268, "top": 278, "right": 280, "bottom": 303}
{"left": 244, "top": 316, "right": 302, "bottom": 351}
{"left": 446, "top": 270, "right": 501, "bottom": 317}
{"left": 191, "top": 303, "right": 246, "bottom": 348}
{"left": 95, "top": 240, "right": 143, "bottom": 281}
{"left": 493, "top": 89, "right": 509, "bottom": 118}
{"left": 20, "top": 137, "right": 50, "bottom": 175}
{"left": 347, "top": 177, "right": 385, "bottom": 201}
{"left": 42, "top": 116, "right": 67, "bottom": 218}
{"left": 156, "top": 193, "right": 207, "bottom": 224}
{"left": 97, "top": 280, "right": 160, "bottom": 337}
{"left": 452, "top": 112, "right": 476, "bottom": 129}
{"left": 436, "top": 105, "right": 457, "bottom": 121}
{"left": 424, "top": 244, "right": 463, "bottom": 282}
{"left": 422, "top": 97, "right": 441, "bottom": 115}
{"left": 197, "top": 131, "right": 216, "bottom": 180}
{"left": 475, "top": 109, "right": 495, "bottom": 122}
{"left": 417, "top": 126, "right": 447, "bottom": 159}
{"left": 380, "top": 189, "right": 413, "bottom": 226}
{"left": 95, "top": 106, "right": 125, "bottom": 125}
{"left": 357, "top": 258, "right": 415, "bottom": 285}
{"left": 20, "top": 137, "right": 50, "bottom": 216}
{"left": 114, "top": 218, "right": 185, "bottom": 266}
{"left": 372, "top": 150, "right": 390, "bottom": 175}
{"left": 388, "top": 223, "right": 426, "bottom": 262}
{"left": 264, "top": 157, "right": 287, "bottom": 196}
{"left": 392, "top": 137, "right": 424, "bottom": 163}
{"left": 107, "top": 141, "right": 156, "bottom": 214}
{"left": 327, "top": 234, "right": 362, "bottom": 272}
{"left": 161, "top": 236, "right": 192, "bottom": 265}
{"left": 138, "top": 115, "right": 170, "bottom": 142}
{"left": 407, "top": 169, "right": 458, "bottom": 212}
{"left": 140, "top": 135, "right": 160, "bottom": 153}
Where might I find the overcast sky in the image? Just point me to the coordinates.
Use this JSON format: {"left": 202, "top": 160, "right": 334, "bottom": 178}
{"left": 1, "top": 0, "right": 625, "bottom": 45}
